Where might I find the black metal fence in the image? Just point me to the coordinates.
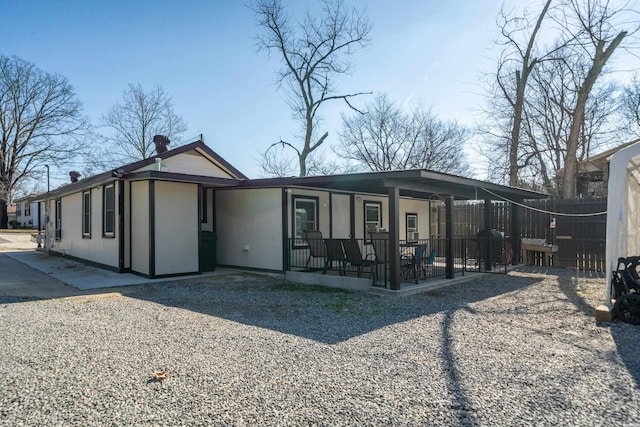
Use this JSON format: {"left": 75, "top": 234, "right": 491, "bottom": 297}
{"left": 286, "top": 236, "right": 510, "bottom": 288}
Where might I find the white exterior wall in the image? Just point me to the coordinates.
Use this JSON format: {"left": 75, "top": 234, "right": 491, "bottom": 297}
{"left": 399, "top": 199, "right": 430, "bottom": 240}
{"left": 49, "top": 187, "right": 119, "bottom": 268}
{"left": 154, "top": 181, "right": 199, "bottom": 275}
{"left": 130, "top": 181, "right": 150, "bottom": 275}
{"left": 135, "top": 152, "right": 235, "bottom": 178}
{"left": 216, "top": 188, "right": 283, "bottom": 270}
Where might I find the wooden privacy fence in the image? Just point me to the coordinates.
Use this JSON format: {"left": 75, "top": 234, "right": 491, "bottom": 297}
{"left": 434, "top": 198, "right": 608, "bottom": 271}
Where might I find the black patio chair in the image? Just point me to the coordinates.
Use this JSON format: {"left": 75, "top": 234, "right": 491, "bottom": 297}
{"left": 369, "top": 231, "right": 390, "bottom": 287}
{"left": 303, "top": 230, "right": 328, "bottom": 272}
{"left": 343, "top": 239, "right": 376, "bottom": 282}
{"left": 401, "top": 243, "right": 428, "bottom": 283}
{"left": 324, "top": 238, "right": 347, "bottom": 275}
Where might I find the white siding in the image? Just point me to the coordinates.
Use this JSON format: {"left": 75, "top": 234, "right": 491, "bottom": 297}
{"left": 134, "top": 152, "right": 236, "bottom": 178}
{"left": 216, "top": 188, "right": 282, "bottom": 270}
{"left": 50, "top": 186, "right": 119, "bottom": 267}
{"left": 400, "top": 199, "right": 429, "bottom": 240}
{"left": 331, "top": 193, "right": 351, "bottom": 238}
{"left": 154, "top": 181, "right": 198, "bottom": 275}
{"left": 131, "top": 181, "right": 149, "bottom": 275}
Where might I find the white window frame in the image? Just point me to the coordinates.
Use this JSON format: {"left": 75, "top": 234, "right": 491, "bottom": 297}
{"left": 82, "top": 190, "right": 91, "bottom": 238}
{"left": 103, "top": 184, "right": 115, "bottom": 238}
{"left": 364, "top": 201, "right": 382, "bottom": 241}
{"left": 292, "top": 196, "right": 318, "bottom": 247}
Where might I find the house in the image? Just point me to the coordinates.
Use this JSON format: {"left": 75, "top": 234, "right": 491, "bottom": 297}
{"left": 37, "top": 137, "right": 547, "bottom": 290}
{"left": 569, "top": 139, "right": 640, "bottom": 198}
{"left": 13, "top": 194, "right": 46, "bottom": 228}
{"left": 7, "top": 205, "right": 16, "bottom": 226}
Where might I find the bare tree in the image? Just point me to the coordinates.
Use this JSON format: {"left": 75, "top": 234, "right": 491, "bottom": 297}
{"left": 252, "top": 0, "right": 372, "bottom": 176}
{"left": 519, "top": 51, "right": 618, "bottom": 195}
{"left": 0, "top": 55, "right": 87, "bottom": 228}
{"left": 337, "top": 94, "right": 471, "bottom": 175}
{"left": 99, "top": 83, "right": 187, "bottom": 166}
{"left": 494, "top": 0, "right": 554, "bottom": 186}
{"left": 621, "top": 73, "right": 640, "bottom": 135}
{"left": 558, "top": 0, "right": 633, "bottom": 198}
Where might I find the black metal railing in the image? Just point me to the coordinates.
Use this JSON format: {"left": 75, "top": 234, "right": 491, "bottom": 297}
{"left": 286, "top": 235, "right": 509, "bottom": 288}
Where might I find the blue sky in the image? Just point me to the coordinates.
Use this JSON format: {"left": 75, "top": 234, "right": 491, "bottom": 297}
{"left": 1, "top": 0, "right": 636, "bottom": 188}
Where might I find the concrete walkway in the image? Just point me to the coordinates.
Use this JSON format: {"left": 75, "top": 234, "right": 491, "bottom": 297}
{"left": 0, "top": 253, "right": 83, "bottom": 299}
{"left": 0, "top": 231, "right": 279, "bottom": 295}
{"left": 3, "top": 250, "right": 245, "bottom": 290}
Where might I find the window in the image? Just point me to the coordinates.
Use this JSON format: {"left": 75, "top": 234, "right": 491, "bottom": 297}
{"left": 82, "top": 191, "right": 91, "bottom": 237}
{"left": 55, "top": 199, "right": 62, "bottom": 240}
{"left": 103, "top": 184, "right": 115, "bottom": 237}
{"left": 25, "top": 205, "right": 31, "bottom": 216}
{"left": 364, "top": 201, "right": 382, "bottom": 240}
{"left": 292, "top": 196, "right": 318, "bottom": 247}
{"left": 406, "top": 213, "right": 418, "bottom": 241}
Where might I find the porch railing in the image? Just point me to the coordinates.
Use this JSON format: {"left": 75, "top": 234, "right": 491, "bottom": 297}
{"left": 285, "top": 236, "right": 511, "bottom": 288}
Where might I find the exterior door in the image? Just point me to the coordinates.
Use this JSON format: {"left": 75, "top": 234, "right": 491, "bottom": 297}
{"left": 199, "top": 187, "right": 216, "bottom": 272}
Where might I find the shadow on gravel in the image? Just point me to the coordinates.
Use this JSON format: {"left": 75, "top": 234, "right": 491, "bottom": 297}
{"left": 552, "top": 269, "right": 640, "bottom": 389}
{"left": 119, "top": 273, "right": 541, "bottom": 346}
{"left": 610, "top": 324, "right": 640, "bottom": 388}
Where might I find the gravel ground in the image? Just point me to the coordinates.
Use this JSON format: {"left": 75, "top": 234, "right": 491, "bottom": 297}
{"left": 1, "top": 267, "right": 639, "bottom": 426}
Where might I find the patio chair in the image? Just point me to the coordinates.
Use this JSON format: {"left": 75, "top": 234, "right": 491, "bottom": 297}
{"left": 369, "top": 231, "right": 390, "bottom": 286}
{"left": 303, "top": 230, "right": 328, "bottom": 272}
{"left": 324, "top": 238, "right": 347, "bottom": 275}
{"left": 342, "top": 239, "right": 376, "bottom": 282}
{"left": 401, "top": 243, "right": 428, "bottom": 283}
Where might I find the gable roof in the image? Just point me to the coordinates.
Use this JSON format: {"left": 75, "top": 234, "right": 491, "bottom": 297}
{"left": 38, "top": 140, "right": 246, "bottom": 200}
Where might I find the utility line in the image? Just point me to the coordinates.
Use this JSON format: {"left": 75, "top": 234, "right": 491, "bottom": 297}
{"left": 480, "top": 187, "right": 608, "bottom": 217}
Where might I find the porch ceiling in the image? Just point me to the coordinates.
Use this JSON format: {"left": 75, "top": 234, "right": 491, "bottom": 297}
{"left": 241, "top": 169, "right": 547, "bottom": 202}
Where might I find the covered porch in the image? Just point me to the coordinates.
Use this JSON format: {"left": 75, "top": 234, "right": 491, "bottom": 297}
{"left": 248, "top": 169, "right": 546, "bottom": 291}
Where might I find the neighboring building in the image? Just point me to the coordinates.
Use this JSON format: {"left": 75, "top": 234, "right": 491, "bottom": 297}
{"left": 36, "top": 137, "right": 546, "bottom": 290}
{"left": 7, "top": 205, "right": 16, "bottom": 227}
{"left": 14, "top": 194, "right": 45, "bottom": 228}
{"left": 574, "top": 140, "right": 639, "bottom": 198}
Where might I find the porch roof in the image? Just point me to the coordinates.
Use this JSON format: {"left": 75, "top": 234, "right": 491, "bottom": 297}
{"left": 240, "top": 169, "right": 547, "bottom": 201}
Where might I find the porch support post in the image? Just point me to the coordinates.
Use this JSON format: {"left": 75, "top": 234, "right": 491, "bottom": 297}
{"left": 148, "top": 180, "right": 156, "bottom": 279}
{"left": 511, "top": 201, "right": 521, "bottom": 265}
{"left": 483, "top": 198, "right": 492, "bottom": 271}
{"left": 118, "top": 179, "right": 125, "bottom": 272}
{"left": 388, "top": 186, "right": 401, "bottom": 290}
{"left": 281, "top": 188, "right": 289, "bottom": 272}
{"left": 445, "top": 195, "right": 454, "bottom": 279}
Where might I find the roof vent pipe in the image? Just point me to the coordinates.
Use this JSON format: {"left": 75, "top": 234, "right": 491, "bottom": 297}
{"left": 155, "top": 158, "right": 162, "bottom": 171}
{"left": 153, "top": 135, "right": 170, "bottom": 154}
{"left": 69, "top": 171, "right": 81, "bottom": 183}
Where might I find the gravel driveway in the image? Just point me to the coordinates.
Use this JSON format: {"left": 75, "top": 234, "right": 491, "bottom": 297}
{"left": 1, "top": 267, "right": 638, "bottom": 426}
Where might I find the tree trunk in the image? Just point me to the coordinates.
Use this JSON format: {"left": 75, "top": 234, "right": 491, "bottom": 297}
{"left": 562, "top": 32, "right": 626, "bottom": 199}
{"left": 0, "top": 199, "right": 7, "bottom": 229}
{"left": 509, "top": 75, "right": 526, "bottom": 186}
